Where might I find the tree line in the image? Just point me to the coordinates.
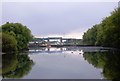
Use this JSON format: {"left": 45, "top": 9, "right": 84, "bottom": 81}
{"left": 0, "top": 22, "right": 33, "bottom": 53}
{"left": 82, "top": 8, "right": 120, "bottom": 48}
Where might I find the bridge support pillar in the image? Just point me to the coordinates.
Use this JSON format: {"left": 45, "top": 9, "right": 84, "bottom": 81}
{"left": 47, "top": 38, "right": 49, "bottom": 42}
{"left": 60, "top": 38, "right": 62, "bottom": 45}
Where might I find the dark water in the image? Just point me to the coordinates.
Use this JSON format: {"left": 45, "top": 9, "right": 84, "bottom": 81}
{"left": 1, "top": 46, "right": 120, "bottom": 80}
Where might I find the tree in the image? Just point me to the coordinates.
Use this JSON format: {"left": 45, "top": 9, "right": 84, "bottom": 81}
{"left": 1, "top": 33, "right": 17, "bottom": 53}
{"left": 82, "top": 8, "right": 120, "bottom": 48}
{"left": 1, "top": 22, "right": 33, "bottom": 51}
{"left": 83, "top": 25, "right": 98, "bottom": 45}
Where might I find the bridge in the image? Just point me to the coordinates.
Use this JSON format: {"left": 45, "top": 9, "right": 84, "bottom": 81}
{"left": 29, "top": 37, "right": 82, "bottom": 47}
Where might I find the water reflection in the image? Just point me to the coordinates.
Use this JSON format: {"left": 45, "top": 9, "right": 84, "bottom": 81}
{"left": 2, "top": 53, "right": 34, "bottom": 79}
{"left": 83, "top": 50, "right": 120, "bottom": 80}
{"left": 28, "top": 46, "right": 108, "bottom": 54}
{"left": 1, "top": 47, "right": 120, "bottom": 80}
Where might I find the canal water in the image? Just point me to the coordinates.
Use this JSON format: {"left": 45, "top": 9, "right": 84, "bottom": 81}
{"left": 2, "top": 46, "right": 120, "bottom": 80}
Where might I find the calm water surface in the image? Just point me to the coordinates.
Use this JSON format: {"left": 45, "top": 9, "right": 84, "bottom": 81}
{"left": 2, "top": 46, "right": 120, "bottom": 79}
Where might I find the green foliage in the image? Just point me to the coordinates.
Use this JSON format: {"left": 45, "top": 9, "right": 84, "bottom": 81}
{"left": 2, "top": 53, "right": 34, "bottom": 78}
{"left": 83, "top": 51, "right": 120, "bottom": 80}
{"left": 83, "top": 52, "right": 106, "bottom": 68}
{"left": 102, "top": 51, "right": 120, "bottom": 80}
{"left": 83, "top": 8, "right": 120, "bottom": 48}
{"left": 1, "top": 32, "right": 17, "bottom": 53}
{"left": 2, "top": 54, "right": 18, "bottom": 74}
{"left": 83, "top": 25, "right": 98, "bottom": 45}
{"left": 1, "top": 22, "right": 33, "bottom": 51}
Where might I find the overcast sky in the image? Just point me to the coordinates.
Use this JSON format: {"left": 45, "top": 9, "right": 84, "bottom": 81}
{"left": 2, "top": 1, "right": 118, "bottom": 39}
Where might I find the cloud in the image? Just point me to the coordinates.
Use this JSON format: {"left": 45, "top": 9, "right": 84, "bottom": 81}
{"left": 2, "top": 2, "right": 117, "bottom": 39}
{"left": 35, "top": 29, "right": 84, "bottom": 39}
{"left": 65, "top": 31, "right": 84, "bottom": 39}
